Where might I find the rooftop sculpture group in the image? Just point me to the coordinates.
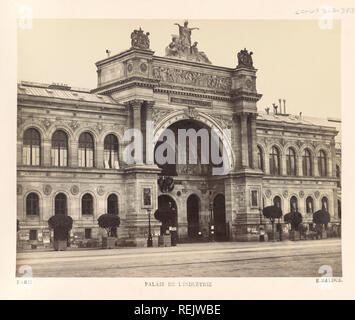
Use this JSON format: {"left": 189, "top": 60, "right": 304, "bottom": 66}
{"left": 165, "top": 20, "right": 211, "bottom": 64}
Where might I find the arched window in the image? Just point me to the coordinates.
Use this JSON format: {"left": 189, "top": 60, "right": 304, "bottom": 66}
{"left": 321, "top": 197, "right": 329, "bottom": 212}
{"left": 78, "top": 132, "right": 94, "bottom": 168}
{"left": 336, "top": 165, "right": 341, "bottom": 188}
{"left": 104, "top": 134, "right": 119, "bottom": 169}
{"left": 26, "top": 193, "right": 39, "bottom": 215}
{"left": 257, "top": 146, "right": 264, "bottom": 171}
{"left": 269, "top": 146, "right": 280, "bottom": 175}
{"left": 52, "top": 130, "right": 68, "bottom": 166}
{"left": 290, "top": 196, "right": 298, "bottom": 212}
{"left": 82, "top": 193, "right": 93, "bottom": 215}
{"left": 286, "top": 148, "right": 297, "bottom": 176}
{"left": 107, "top": 194, "right": 118, "bottom": 215}
{"left": 306, "top": 196, "right": 314, "bottom": 214}
{"left": 302, "top": 149, "right": 312, "bottom": 176}
{"left": 318, "top": 150, "right": 327, "bottom": 177}
{"left": 273, "top": 196, "right": 282, "bottom": 210}
{"left": 55, "top": 193, "right": 67, "bottom": 215}
{"left": 23, "top": 128, "right": 41, "bottom": 166}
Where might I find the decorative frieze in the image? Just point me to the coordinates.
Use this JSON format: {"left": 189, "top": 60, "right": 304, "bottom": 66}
{"left": 152, "top": 66, "right": 232, "bottom": 91}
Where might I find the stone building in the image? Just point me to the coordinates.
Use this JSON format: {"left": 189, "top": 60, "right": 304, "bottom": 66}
{"left": 16, "top": 24, "right": 341, "bottom": 249}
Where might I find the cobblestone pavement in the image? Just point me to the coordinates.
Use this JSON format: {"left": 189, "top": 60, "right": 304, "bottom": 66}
{"left": 16, "top": 239, "right": 342, "bottom": 277}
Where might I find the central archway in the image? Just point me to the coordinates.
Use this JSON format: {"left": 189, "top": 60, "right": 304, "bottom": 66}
{"left": 187, "top": 194, "right": 200, "bottom": 239}
{"left": 153, "top": 110, "right": 234, "bottom": 173}
{"left": 154, "top": 118, "right": 227, "bottom": 177}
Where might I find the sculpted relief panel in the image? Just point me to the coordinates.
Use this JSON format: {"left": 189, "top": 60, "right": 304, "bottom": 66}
{"left": 152, "top": 66, "right": 232, "bottom": 91}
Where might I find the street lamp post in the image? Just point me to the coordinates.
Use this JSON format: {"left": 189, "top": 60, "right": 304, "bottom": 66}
{"left": 147, "top": 209, "right": 153, "bottom": 247}
{"left": 259, "top": 207, "right": 265, "bottom": 242}
{"left": 209, "top": 201, "right": 215, "bottom": 242}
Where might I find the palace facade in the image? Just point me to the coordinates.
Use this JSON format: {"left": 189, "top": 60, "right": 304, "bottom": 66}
{"left": 16, "top": 25, "right": 341, "bottom": 249}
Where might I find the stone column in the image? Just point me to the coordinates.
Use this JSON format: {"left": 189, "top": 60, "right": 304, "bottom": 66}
{"left": 313, "top": 155, "right": 319, "bottom": 177}
{"left": 250, "top": 113, "right": 258, "bottom": 169}
{"left": 145, "top": 101, "right": 155, "bottom": 165}
{"left": 96, "top": 142, "right": 104, "bottom": 169}
{"left": 330, "top": 141, "right": 336, "bottom": 177}
{"left": 71, "top": 141, "right": 78, "bottom": 168}
{"left": 131, "top": 99, "right": 143, "bottom": 132}
{"left": 281, "top": 154, "right": 287, "bottom": 176}
{"left": 297, "top": 156, "right": 303, "bottom": 176}
{"left": 43, "top": 138, "right": 52, "bottom": 166}
{"left": 240, "top": 113, "right": 249, "bottom": 168}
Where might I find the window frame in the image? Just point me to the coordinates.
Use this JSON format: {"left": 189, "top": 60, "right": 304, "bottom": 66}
{"left": 23, "top": 128, "right": 41, "bottom": 166}
{"left": 78, "top": 132, "right": 95, "bottom": 168}
{"left": 26, "top": 192, "right": 39, "bottom": 216}
{"left": 286, "top": 147, "right": 297, "bottom": 176}
{"left": 55, "top": 193, "right": 67, "bottom": 215}
{"left": 107, "top": 193, "right": 119, "bottom": 215}
{"left": 269, "top": 146, "right": 280, "bottom": 176}
{"left": 318, "top": 150, "right": 327, "bottom": 177}
{"left": 82, "top": 193, "right": 94, "bottom": 216}
{"left": 302, "top": 149, "right": 312, "bottom": 176}
{"left": 104, "top": 134, "right": 119, "bottom": 169}
{"left": 51, "top": 130, "right": 69, "bottom": 167}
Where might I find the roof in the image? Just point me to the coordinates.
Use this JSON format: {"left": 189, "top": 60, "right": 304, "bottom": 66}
{"left": 257, "top": 111, "right": 341, "bottom": 142}
{"left": 18, "top": 81, "right": 118, "bottom": 105}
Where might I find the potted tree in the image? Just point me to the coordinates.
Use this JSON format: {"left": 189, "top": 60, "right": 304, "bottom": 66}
{"left": 313, "top": 209, "right": 331, "bottom": 239}
{"left": 48, "top": 215, "right": 73, "bottom": 251}
{"left": 154, "top": 203, "right": 176, "bottom": 247}
{"left": 98, "top": 213, "right": 121, "bottom": 249}
{"left": 284, "top": 211, "right": 303, "bottom": 241}
{"left": 262, "top": 205, "right": 282, "bottom": 241}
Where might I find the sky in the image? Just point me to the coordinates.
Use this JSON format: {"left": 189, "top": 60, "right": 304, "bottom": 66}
{"left": 18, "top": 19, "right": 341, "bottom": 119}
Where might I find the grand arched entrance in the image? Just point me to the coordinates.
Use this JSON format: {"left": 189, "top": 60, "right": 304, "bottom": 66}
{"left": 213, "top": 194, "right": 227, "bottom": 241}
{"left": 154, "top": 117, "right": 230, "bottom": 242}
{"left": 187, "top": 194, "right": 200, "bottom": 239}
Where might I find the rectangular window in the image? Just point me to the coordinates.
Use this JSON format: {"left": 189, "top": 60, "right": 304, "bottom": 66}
{"left": 251, "top": 190, "right": 258, "bottom": 207}
{"left": 85, "top": 228, "right": 91, "bottom": 239}
{"left": 29, "top": 229, "right": 37, "bottom": 241}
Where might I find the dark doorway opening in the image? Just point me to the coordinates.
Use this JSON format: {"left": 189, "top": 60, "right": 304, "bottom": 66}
{"left": 157, "top": 195, "right": 178, "bottom": 235}
{"left": 187, "top": 194, "right": 200, "bottom": 239}
{"left": 213, "top": 194, "right": 227, "bottom": 241}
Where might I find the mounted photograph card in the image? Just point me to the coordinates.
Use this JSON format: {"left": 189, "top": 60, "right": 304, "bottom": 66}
{"left": 3, "top": 0, "right": 354, "bottom": 301}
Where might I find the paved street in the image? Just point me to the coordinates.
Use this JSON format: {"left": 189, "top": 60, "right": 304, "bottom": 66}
{"left": 16, "top": 239, "right": 342, "bottom": 277}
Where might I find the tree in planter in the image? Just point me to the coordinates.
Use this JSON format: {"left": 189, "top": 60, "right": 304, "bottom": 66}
{"left": 97, "top": 213, "right": 121, "bottom": 248}
{"left": 154, "top": 202, "right": 176, "bottom": 235}
{"left": 262, "top": 205, "right": 282, "bottom": 241}
{"left": 48, "top": 215, "right": 73, "bottom": 251}
{"left": 284, "top": 211, "right": 303, "bottom": 240}
{"left": 313, "top": 209, "right": 331, "bottom": 239}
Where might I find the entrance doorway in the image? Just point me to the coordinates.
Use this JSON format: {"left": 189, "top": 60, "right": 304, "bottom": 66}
{"left": 187, "top": 194, "right": 200, "bottom": 239}
{"left": 213, "top": 194, "right": 227, "bottom": 241}
{"left": 157, "top": 195, "right": 178, "bottom": 234}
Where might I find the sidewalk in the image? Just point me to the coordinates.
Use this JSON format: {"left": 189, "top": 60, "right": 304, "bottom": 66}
{"left": 17, "top": 238, "right": 341, "bottom": 260}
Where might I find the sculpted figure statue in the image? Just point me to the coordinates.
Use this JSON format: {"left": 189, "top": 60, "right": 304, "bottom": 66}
{"left": 131, "top": 28, "right": 150, "bottom": 50}
{"left": 191, "top": 42, "right": 212, "bottom": 64}
{"left": 165, "top": 36, "right": 179, "bottom": 57}
{"left": 164, "top": 21, "right": 211, "bottom": 64}
{"left": 174, "top": 20, "right": 199, "bottom": 53}
{"left": 237, "top": 48, "right": 254, "bottom": 68}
